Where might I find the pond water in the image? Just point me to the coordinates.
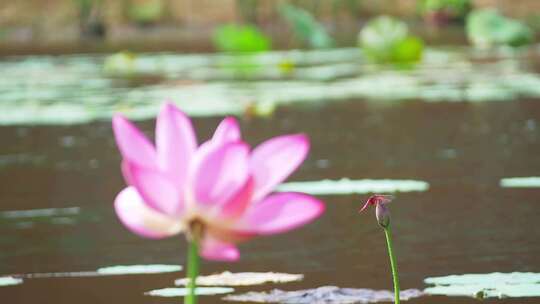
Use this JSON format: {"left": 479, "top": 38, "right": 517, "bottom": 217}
{"left": 0, "top": 46, "right": 539, "bottom": 303}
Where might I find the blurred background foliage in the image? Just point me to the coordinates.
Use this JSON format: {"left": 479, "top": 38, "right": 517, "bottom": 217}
{"left": 466, "top": 8, "right": 534, "bottom": 47}
{"left": 358, "top": 16, "right": 424, "bottom": 66}
{"left": 213, "top": 24, "right": 271, "bottom": 53}
{"left": 0, "top": 0, "right": 540, "bottom": 124}
{"left": 417, "top": 0, "right": 472, "bottom": 25}
{"left": 0, "top": 0, "right": 538, "bottom": 55}
{"left": 278, "top": 3, "right": 335, "bottom": 49}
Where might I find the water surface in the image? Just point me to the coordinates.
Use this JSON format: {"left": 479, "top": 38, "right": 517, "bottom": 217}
{"left": 0, "top": 49, "right": 539, "bottom": 303}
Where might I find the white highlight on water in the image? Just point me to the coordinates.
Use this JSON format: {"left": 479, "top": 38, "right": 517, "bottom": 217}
{"left": 277, "top": 178, "right": 429, "bottom": 195}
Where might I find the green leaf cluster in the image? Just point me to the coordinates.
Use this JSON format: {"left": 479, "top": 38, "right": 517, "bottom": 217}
{"left": 358, "top": 16, "right": 424, "bottom": 65}
{"left": 278, "top": 4, "right": 334, "bottom": 49}
{"left": 466, "top": 9, "right": 534, "bottom": 48}
{"left": 418, "top": 0, "right": 472, "bottom": 18}
{"left": 127, "top": 0, "right": 164, "bottom": 24}
{"left": 213, "top": 24, "right": 271, "bottom": 54}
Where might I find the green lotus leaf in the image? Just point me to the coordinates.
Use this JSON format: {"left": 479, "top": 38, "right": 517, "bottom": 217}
{"left": 418, "top": 0, "right": 472, "bottom": 18}
{"left": 359, "top": 16, "right": 424, "bottom": 65}
{"left": 425, "top": 272, "right": 540, "bottom": 298}
{"left": 213, "top": 24, "right": 271, "bottom": 54}
{"left": 127, "top": 0, "right": 163, "bottom": 24}
{"left": 279, "top": 4, "right": 334, "bottom": 49}
{"left": 466, "top": 9, "right": 534, "bottom": 48}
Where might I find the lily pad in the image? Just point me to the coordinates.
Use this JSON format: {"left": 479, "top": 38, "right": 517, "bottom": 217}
{"left": 145, "top": 287, "right": 234, "bottom": 297}
{"left": 500, "top": 177, "right": 540, "bottom": 188}
{"left": 3, "top": 47, "right": 540, "bottom": 126}
{"left": 103, "top": 52, "right": 137, "bottom": 76}
{"left": 96, "top": 264, "right": 182, "bottom": 275}
{"left": 277, "top": 178, "right": 429, "bottom": 195}
{"left": 175, "top": 271, "right": 303, "bottom": 286}
{"left": 16, "top": 264, "right": 182, "bottom": 279}
{"left": 223, "top": 286, "right": 424, "bottom": 303}
{"left": 0, "top": 276, "right": 23, "bottom": 286}
{"left": 424, "top": 272, "right": 540, "bottom": 298}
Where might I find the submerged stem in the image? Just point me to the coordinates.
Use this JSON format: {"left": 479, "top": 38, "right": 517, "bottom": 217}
{"left": 185, "top": 224, "right": 201, "bottom": 304}
{"left": 384, "top": 225, "right": 400, "bottom": 304}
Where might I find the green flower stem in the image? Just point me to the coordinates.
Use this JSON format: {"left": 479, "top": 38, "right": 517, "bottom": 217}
{"left": 185, "top": 230, "right": 200, "bottom": 304}
{"left": 384, "top": 225, "right": 400, "bottom": 304}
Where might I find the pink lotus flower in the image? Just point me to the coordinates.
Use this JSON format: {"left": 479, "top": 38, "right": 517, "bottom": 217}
{"left": 112, "top": 102, "right": 324, "bottom": 261}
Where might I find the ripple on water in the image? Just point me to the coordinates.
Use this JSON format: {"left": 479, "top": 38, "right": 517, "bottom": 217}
{"left": 0, "top": 207, "right": 83, "bottom": 229}
{"left": 0, "top": 207, "right": 80, "bottom": 219}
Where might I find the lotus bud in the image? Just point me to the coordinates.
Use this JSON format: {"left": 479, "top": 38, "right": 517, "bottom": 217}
{"left": 376, "top": 201, "right": 390, "bottom": 228}
{"left": 359, "top": 194, "right": 394, "bottom": 228}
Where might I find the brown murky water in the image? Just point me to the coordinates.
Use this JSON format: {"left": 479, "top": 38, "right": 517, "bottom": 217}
{"left": 0, "top": 96, "right": 539, "bottom": 303}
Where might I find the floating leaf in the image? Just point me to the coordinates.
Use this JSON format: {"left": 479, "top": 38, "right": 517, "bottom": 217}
{"left": 175, "top": 271, "right": 303, "bottom": 286}
{"left": 96, "top": 264, "right": 182, "bottom": 275}
{"left": 0, "top": 276, "right": 23, "bottom": 287}
{"left": 103, "top": 52, "right": 137, "bottom": 76}
{"left": 145, "top": 287, "right": 234, "bottom": 297}
{"left": 500, "top": 177, "right": 540, "bottom": 188}
{"left": 223, "top": 286, "right": 424, "bottom": 303}
{"left": 244, "top": 100, "right": 277, "bottom": 118}
{"left": 3, "top": 48, "right": 540, "bottom": 126}
{"left": 14, "top": 264, "right": 183, "bottom": 279}
{"left": 424, "top": 272, "right": 540, "bottom": 298}
{"left": 277, "top": 178, "right": 429, "bottom": 195}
